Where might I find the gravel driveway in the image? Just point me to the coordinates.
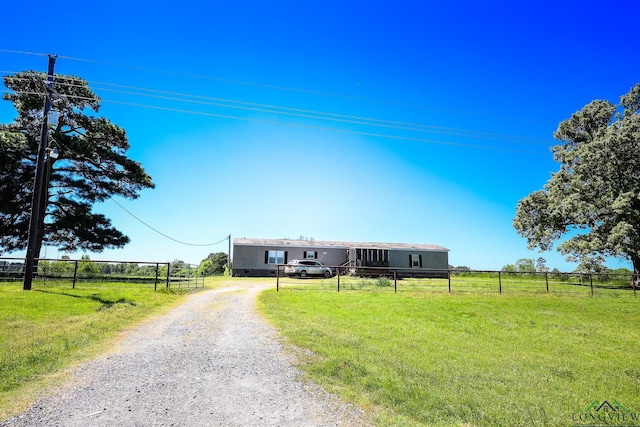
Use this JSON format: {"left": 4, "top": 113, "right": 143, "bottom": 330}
{"left": 1, "top": 282, "right": 371, "bottom": 427}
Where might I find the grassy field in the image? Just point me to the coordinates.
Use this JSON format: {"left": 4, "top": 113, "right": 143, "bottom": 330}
{"left": 3, "top": 276, "right": 638, "bottom": 425}
{"left": 259, "top": 281, "right": 640, "bottom": 426}
{"left": 0, "top": 280, "right": 205, "bottom": 419}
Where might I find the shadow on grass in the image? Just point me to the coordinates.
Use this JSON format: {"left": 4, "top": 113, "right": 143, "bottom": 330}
{"left": 35, "top": 289, "right": 137, "bottom": 309}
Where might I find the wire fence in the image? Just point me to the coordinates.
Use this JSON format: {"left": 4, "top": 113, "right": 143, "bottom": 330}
{"left": 275, "top": 265, "right": 639, "bottom": 297}
{"left": 0, "top": 257, "right": 205, "bottom": 290}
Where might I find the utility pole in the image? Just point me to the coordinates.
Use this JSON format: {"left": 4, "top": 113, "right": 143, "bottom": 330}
{"left": 227, "top": 234, "right": 232, "bottom": 271}
{"left": 23, "top": 55, "right": 56, "bottom": 290}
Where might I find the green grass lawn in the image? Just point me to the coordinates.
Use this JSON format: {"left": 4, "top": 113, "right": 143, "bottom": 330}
{"left": 0, "top": 282, "right": 194, "bottom": 419}
{"left": 259, "top": 284, "right": 640, "bottom": 426}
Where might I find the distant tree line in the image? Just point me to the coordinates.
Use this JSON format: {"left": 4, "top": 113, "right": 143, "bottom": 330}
{"left": 449, "top": 258, "right": 633, "bottom": 276}
{"left": 41, "top": 255, "right": 170, "bottom": 278}
{"left": 1, "top": 253, "right": 231, "bottom": 280}
{"left": 0, "top": 255, "right": 199, "bottom": 279}
{"left": 501, "top": 257, "right": 633, "bottom": 276}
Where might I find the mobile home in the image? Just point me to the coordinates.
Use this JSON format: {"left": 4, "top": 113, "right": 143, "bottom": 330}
{"left": 232, "top": 238, "right": 449, "bottom": 277}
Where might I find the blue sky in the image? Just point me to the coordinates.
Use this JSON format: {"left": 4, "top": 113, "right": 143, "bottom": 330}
{"left": 1, "top": 0, "right": 639, "bottom": 269}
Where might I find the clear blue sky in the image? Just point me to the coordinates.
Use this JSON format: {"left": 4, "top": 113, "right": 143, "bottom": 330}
{"left": 1, "top": 0, "right": 639, "bottom": 270}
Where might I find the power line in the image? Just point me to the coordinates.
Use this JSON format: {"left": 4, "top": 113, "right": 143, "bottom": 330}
{"left": 105, "top": 99, "right": 549, "bottom": 154}
{"left": 2, "top": 88, "right": 549, "bottom": 154}
{"left": 110, "top": 198, "right": 229, "bottom": 247}
{"left": 6, "top": 73, "right": 546, "bottom": 144}
{"left": 0, "top": 49, "right": 49, "bottom": 58}
{"left": 0, "top": 49, "right": 553, "bottom": 125}
{"left": 2, "top": 73, "right": 552, "bottom": 154}
{"left": 0, "top": 65, "right": 554, "bottom": 148}
{"left": 0, "top": 56, "right": 555, "bottom": 153}
{"left": 79, "top": 80, "right": 549, "bottom": 145}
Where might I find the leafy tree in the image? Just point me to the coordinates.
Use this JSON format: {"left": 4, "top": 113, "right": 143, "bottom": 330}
{"left": 171, "top": 259, "right": 188, "bottom": 271}
{"left": 0, "top": 71, "right": 154, "bottom": 258}
{"left": 514, "top": 84, "right": 640, "bottom": 286}
{"left": 535, "top": 257, "right": 548, "bottom": 272}
{"left": 39, "top": 259, "right": 73, "bottom": 274}
{"left": 126, "top": 263, "right": 141, "bottom": 275}
{"left": 198, "top": 259, "right": 213, "bottom": 276}
{"left": 515, "top": 258, "right": 536, "bottom": 273}
{"left": 502, "top": 264, "right": 516, "bottom": 272}
{"left": 574, "top": 258, "right": 609, "bottom": 274}
{"left": 199, "top": 252, "right": 229, "bottom": 275}
{"left": 611, "top": 267, "right": 633, "bottom": 275}
{"left": 77, "top": 254, "right": 99, "bottom": 277}
{"left": 502, "top": 258, "right": 536, "bottom": 273}
{"left": 100, "top": 263, "right": 113, "bottom": 274}
{"left": 112, "top": 263, "right": 127, "bottom": 275}
{"left": 170, "top": 259, "right": 198, "bottom": 278}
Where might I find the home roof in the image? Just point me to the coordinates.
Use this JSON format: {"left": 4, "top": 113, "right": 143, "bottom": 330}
{"left": 234, "top": 238, "right": 449, "bottom": 252}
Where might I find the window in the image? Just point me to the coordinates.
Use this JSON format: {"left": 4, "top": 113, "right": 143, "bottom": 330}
{"left": 265, "top": 250, "right": 286, "bottom": 264}
{"left": 410, "top": 254, "right": 422, "bottom": 268}
{"left": 304, "top": 251, "right": 318, "bottom": 259}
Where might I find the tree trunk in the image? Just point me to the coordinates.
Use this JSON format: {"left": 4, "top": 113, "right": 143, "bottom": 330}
{"left": 631, "top": 256, "right": 640, "bottom": 291}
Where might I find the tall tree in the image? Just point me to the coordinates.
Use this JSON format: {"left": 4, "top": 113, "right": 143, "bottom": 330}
{"left": 535, "top": 257, "right": 548, "bottom": 272}
{"left": 0, "top": 71, "right": 154, "bottom": 257}
{"left": 513, "top": 84, "right": 640, "bottom": 286}
{"left": 199, "top": 252, "right": 229, "bottom": 275}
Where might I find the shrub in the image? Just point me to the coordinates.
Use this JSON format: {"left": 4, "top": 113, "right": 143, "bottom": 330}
{"left": 375, "top": 276, "right": 392, "bottom": 287}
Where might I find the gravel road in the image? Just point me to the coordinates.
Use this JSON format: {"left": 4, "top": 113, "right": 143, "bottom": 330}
{"left": 1, "top": 282, "right": 372, "bottom": 427}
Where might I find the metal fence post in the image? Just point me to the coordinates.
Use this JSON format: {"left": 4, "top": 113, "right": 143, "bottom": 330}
{"left": 545, "top": 272, "right": 549, "bottom": 293}
{"left": 337, "top": 267, "right": 340, "bottom": 292}
{"left": 394, "top": 270, "right": 397, "bottom": 293}
{"left": 448, "top": 270, "right": 451, "bottom": 293}
{"left": 498, "top": 271, "right": 502, "bottom": 294}
{"left": 166, "top": 262, "right": 171, "bottom": 290}
{"left": 276, "top": 265, "right": 280, "bottom": 292}
{"left": 590, "top": 273, "right": 594, "bottom": 296}
{"left": 154, "top": 263, "right": 159, "bottom": 290}
{"left": 72, "top": 260, "right": 78, "bottom": 289}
